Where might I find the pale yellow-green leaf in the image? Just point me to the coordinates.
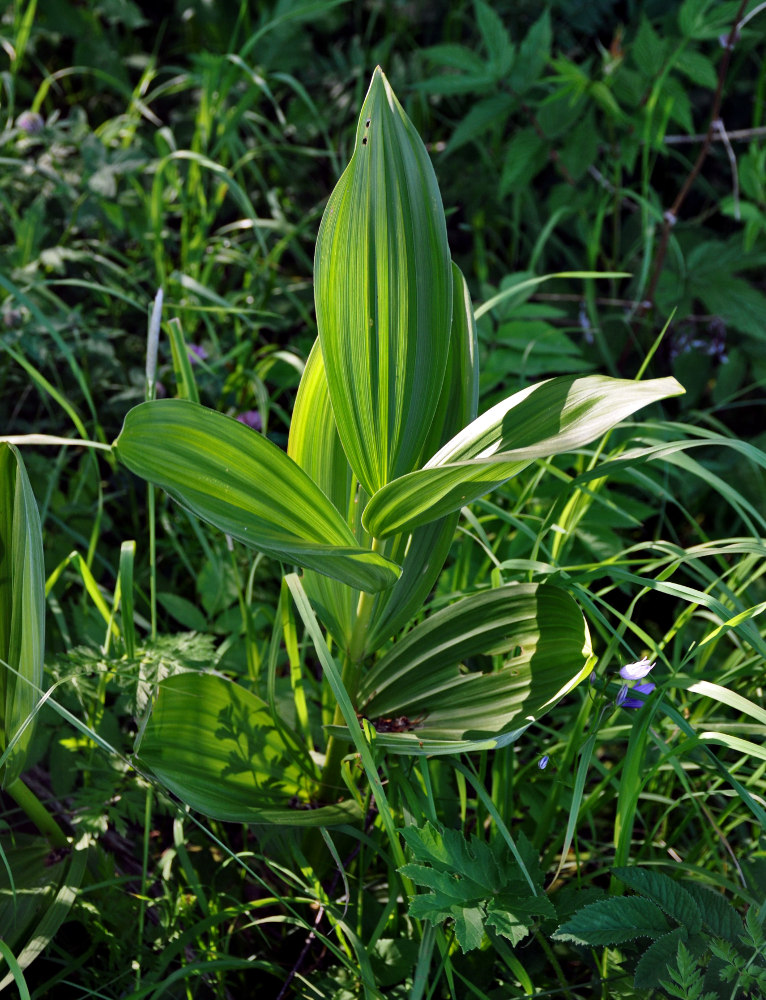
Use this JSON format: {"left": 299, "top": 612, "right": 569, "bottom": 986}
{"left": 138, "top": 672, "right": 360, "bottom": 825}
{"left": 363, "top": 375, "right": 685, "bottom": 538}
{"left": 0, "top": 444, "right": 45, "bottom": 787}
{"left": 314, "top": 66, "right": 452, "bottom": 496}
{"left": 114, "top": 399, "right": 401, "bottom": 593}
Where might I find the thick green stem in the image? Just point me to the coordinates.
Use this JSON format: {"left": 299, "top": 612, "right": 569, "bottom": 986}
{"left": 5, "top": 777, "right": 69, "bottom": 848}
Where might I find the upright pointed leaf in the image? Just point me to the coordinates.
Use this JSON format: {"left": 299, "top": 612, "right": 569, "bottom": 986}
{"left": 314, "top": 66, "right": 452, "bottom": 496}
{"left": 364, "top": 263, "right": 480, "bottom": 653}
{"left": 288, "top": 339, "right": 358, "bottom": 645}
{"left": 363, "top": 375, "right": 685, "bottom": 538}
{"left": 0, "top": 444, "right": 45, "bottom": 787}
{"left": 114, "top": 399, "right": 400, "bottom": 593}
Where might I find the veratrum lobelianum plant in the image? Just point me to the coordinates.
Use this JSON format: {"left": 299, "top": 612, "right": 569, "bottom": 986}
{"left": 114, "top": 68, "right": 684, "bottom": 824}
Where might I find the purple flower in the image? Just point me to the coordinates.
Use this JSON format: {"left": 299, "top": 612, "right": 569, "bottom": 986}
{"left": 236, "top": 409, "right": 262, "bottom": 431}
{"left": 538, "top": 755, "right": 549, "bottom": 770}
{"left": 616, "top": 684, "right": 629, "bottom": 707}
{"left": 17, "top": 111, "right": 44, "bottom": 134}
{"left": 621, "top": 682, "right": 655, "bottom": 710}
{"left": 188, "top": 344, "right": 208, "bottom": 364}
{"left": 620, "top": 657, "right": 655, "bottom": 681}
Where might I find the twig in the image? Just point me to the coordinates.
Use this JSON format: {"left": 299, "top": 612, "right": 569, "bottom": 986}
{"left": 637, "top": 0, "right": 749, "bottom": 319}
{"left": 663, "top": 124, "right": 766, "bottom": 144}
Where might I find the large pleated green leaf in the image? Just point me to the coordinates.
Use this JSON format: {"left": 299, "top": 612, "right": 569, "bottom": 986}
{"left": 346, "top": 584, "right": 594, "bottom": 755}
{"left": 287, "top": 339, "right": 359, "bottom": 647}
{"left": 363, "top": 375, "right": 685, "bottom": 538}
{"left": 0, "top": 444, "right": 45, "bottom": 788}
{"left": 314, "top": 66, "right": 452, "bottom": 497}
{"left": 114, "top": 398, "right": 400, "bottom": 593}
{"left": 137, "top": 672, "right": 361, "bottom": 826}
{"left": 362, "top": 262, "right": 481, "bottom": 654}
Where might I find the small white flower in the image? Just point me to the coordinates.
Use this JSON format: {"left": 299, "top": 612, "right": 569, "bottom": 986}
{"left": 619, "top": 656, "right": 655, "bottom": 681}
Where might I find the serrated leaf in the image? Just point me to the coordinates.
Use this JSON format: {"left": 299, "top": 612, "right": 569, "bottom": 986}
{"left": 500, "top": 127, "right": 547, "bottom": 195}
{"left": 400, "top": 822, "right": 505, "bottom": 889}
{"left": 363, "top": 375, "right": 684, "bottom": 539}
{"left": 0, "top": 444, "right": 45, "bottom": 787}
{"left": 697, "top": 277, "right": 766, "bottom": 340}
{"left": 399, "top": 864, "right": 487, "bottom": 902}
{"left": 399, "top": 821, "right": 544, "bottom": 952}
{"left": 632, "top": 17, "right": 668, "bottom": 76}
{"left": 674, "top": 49, "right": 717, "bottom": 89}
{"left": 411, "top": 74, "right": 496, "bottom": 96}
{"left": 553, "top": 896, "right": 670, "bottom": 945}
{"left": 422, "top": 43, "right": 487, "bottom": 75}
{"left": 114, "top": 398, "right": 401, "bottom": 594}
{"left": 634, "top": 927, "right": 688, "bottom": 989}
{"left": 511, "top": 9, "right": 552, "bottom": 91}
{"left": 444, "top": 93, "right": 514, "bottom": 156}
{"left": 314, "top": 66, "right": 453, "bottom": 497}
{"left": 486, "top": 891, "right": 556, "bottom": 946}
{"left": 475, "top": 0, "right": 514, "bottom": 74}
{"left": 613, "top": 867, "right": 702, "bottom": 933}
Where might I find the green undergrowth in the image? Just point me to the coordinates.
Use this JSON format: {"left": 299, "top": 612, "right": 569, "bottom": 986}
{"left": 1, "top": 1, "right": 766, "bottom": 997}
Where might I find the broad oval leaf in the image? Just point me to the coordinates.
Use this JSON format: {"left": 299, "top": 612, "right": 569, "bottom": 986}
{"left": 0, "top": 444, "right": 45, "bottom": 788}
{"left": 137, "top": 672, "right": 361, "bottom": 826}
{"left": 314, "top": 66, "right": 453, "bottom": 496}
{"left": 363, "top": 375, "right": 685, "bottom": 538}
{"left": 347, "top": 583, "right": 594, "bottom": 755}
{"left": 114, "top": 398, "right": 400, "bottom": 593}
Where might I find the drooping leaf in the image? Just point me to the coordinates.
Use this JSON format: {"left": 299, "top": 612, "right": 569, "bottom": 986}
{"left": 113, "top": 398, "right": 401, "bottom": 594}
{"left": 363, "top": 375, "right": 684, "bottom": 538}
{"left": 137, "top": 672, "right": 360, "bottom": 826}
{"left": 347, "top": 583, "right": 593, "bottom": 754}
{"left": 314, "top": 66, "right": 453, "bottom": 497}
{"left": 0, "top": 444, "right": 45, "bottom": 788}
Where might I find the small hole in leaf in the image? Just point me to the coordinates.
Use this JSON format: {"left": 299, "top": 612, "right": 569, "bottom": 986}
{"left": 362, "top": 136, "right": 368, "bottom": 145}
{"left": 365, "top": 118, "right": 371, "bottom": 127}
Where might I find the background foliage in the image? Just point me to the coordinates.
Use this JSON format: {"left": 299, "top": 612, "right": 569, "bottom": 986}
{"left": 1, "top": 0, "right": 765, "bottom": 997}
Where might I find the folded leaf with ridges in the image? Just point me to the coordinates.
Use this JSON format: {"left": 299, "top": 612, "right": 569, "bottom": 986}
{"left": 343, "top": 583, "right": 593, "bottom": 754}
{"left": 0, "top": 444, "right": 45, "bottom": 787}
{"left": 363, "top": 374, "right": 685, "bottom": 538}
{"left": 137, "top": 672, "right": 361, "bottom": 826}
{"left": 114, "top": 398, "right": 401, "bottom": 594}
{"left": 314, "top": 66, "right": 452, "bottom": 496}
